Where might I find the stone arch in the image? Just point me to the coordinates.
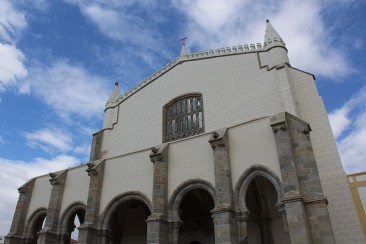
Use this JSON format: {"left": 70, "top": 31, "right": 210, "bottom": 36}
{"left": 168, "top": 179, "right": 216, "bottom": 222}
{"left": 99, "top": 191, "right": 152, "bottom": 231}
{"left": 57, "top": 201, "right": 86, "bottom": 240}
{"left": 179, "top": 231, "right": 210, "bottom": 244}
{"left": 234, "top": 164, "right": 283, "bottom": 212}
{"left": 23, "top": 207, "right": 47, "bottom": 242}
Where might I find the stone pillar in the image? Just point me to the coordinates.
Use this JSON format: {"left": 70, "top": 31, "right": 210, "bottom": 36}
{"left": 270, "top": 112, "right": 311, "bottom": 244}
{"left": 4, "top": 178, "right": 36, "bottom": 244}
{"left": 97, "top": 229, "right": 111, "bottom": 244}
{"left": 270, "top": 112, "right": 335, "bottom": 243}
{"left": 169, "top": 221, "right": 182, "bottom": 244}
{"left": 37, "top": 170, "right": 68, "bottom": 244}
{"left": 89, "top": 130, "right": 104, "bottom": 162}
{"left": 286, "top": 114, "right": 335, "bottom": 243}
{"left": 78, "top": 159, "right": 105, "bottom": 244}
{"left": 147, "top": 143, "right": 169, "bottom": 244}
{"left": 236, "top": 210, "right": 249, "bottom": 244}
{"left": 208, "top": 128, "right": 238, "bottom": 244}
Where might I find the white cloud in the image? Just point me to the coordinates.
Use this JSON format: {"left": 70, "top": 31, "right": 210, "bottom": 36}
{"left": 0, "top": 43, "right": 27, "bottom": 91}
{"left": 19, "top": 60, "right": 110, "bottom": 119}
{"left": 24, "top": 128, "right": 73, "bottom": 153}
{"left": 328, "top": 107, "right": 351, "bottom": 139}
{"left": 0, "top": 155, "right": 79, "bottom": 236}
{"left": 0, "top": 1, "right": 28, "bottom": 93}
{"left": 173, "top": 0, "right": 352, "bottom": 79}
{"left": 0, "top": 0, "right": 27, "bottom": 43}
{"left": 329, "top": 85, "right": 366, "bottom": 173}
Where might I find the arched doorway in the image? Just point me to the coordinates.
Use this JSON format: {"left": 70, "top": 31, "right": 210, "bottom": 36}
{"left": 109, "top": 199, "right": 151, "bottom": 244}
{"left": 245, "top": 176, "right": 290, "bottom": 244}
{"left": 24, "top": 208, "right": 47, "bottom": 244}
{"left": 178, "top": 188, "right": 215, "bottom": 244}
{"left": 57, "top": 202, "right": 86, "bottom": 243}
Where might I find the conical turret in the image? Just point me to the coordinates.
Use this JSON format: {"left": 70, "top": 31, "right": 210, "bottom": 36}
{"left": 105, "top": 82, "right": 121, "bottom": 109}
{"left": 263, "top": 19, "right": 285, "bottom": 48}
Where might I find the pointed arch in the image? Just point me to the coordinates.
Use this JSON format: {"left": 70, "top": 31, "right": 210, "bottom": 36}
{"left": 168, "top": 179, "right": 216, "bottom": 222}
{"left": 234, "top": 164, "right": 283, "bottom": 211}
{"left": 57, "top": 201, "right": 86, "bottom": 238}
{"left": 98, "top": 191, "right": 152, "bottom": 231}
{"left": 23, "top": 207, "right": 47, "bottom": 242}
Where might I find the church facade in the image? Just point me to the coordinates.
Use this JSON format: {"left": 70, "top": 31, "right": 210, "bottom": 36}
{"left": 5, "top": 21, "right": 365, "bottom": 244}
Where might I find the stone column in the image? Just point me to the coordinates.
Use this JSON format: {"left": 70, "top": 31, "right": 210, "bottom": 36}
{"left": 78, "top": 159, "right": 105, "bottom": 244}
{"left": 286, "top": 113, "right": 335, "bottom": 243}
{"left": 97, "top": 229, "right": 111, "bottom": 244}
{"left": 169, "top": 221, "right": 182, "bottom": 244}
{"left": 4, "top": 178, "right": 36, "bottom": 244}
{"left": 236, "top": 210, "right": 249, "bottom": 244}
{"left": 270, "top": 112, "right": 311, "bottom": 244}
{"left": 208, "top": 128, "right": 238, "bottom": 244}
{"left": 147, "top": 143, "right": 169, "bottom": 244}
{"left": 89, "top": 130, "right": 104, "bottom": 162}
{"left": 37, "top": 170, "right": 68, "bottom": 244}
{"left": 270, "top": 112, "right": 335, "bottom": 243}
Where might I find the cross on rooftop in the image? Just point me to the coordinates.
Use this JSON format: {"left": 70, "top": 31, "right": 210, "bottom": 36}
{"left": 181, "top": 36, "right": 187, "bottom": 45}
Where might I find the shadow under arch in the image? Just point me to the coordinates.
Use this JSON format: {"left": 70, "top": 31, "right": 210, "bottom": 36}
{"left": 168, "top": 179, "right": 216, "bottom": 222}
{"left": 57, "top": 201, "right": 86, "bottom": 240}
{"left": 98, "top": 191, "right": 152, "bottom": 231}
{"left": 23, "top": 207, "right": 47, "bottom": 243}
{"left": 234, "top": 164, "right": 283, "bottom": 212}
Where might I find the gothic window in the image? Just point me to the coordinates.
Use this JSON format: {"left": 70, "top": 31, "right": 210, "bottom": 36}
{"left": 164, "top": 93, "right": 204, "bottom": 142}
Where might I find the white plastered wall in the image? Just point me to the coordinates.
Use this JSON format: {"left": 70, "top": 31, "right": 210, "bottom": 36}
{"left": 60, "top": 166, "right": 90, "bottom": 215}
{"left": 229, "top": 117, "right": 282, "bottom": 188}
{"left": 101, "top": 52, "right": 286, "bottom": 159}
{"left": 26, "top": 175, "right": 52, "bottom": 220}
{"left": 289, "top": 67, "right": 365, "bottom": 243}
{"left": 168, "top": 134, "right": 215, "bottom": 199}
{"left": 99, "top": 150, "right": 154, "bottom": 215}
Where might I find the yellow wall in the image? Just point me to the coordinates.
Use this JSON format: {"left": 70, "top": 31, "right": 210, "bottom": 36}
{"left": 347, "top": 172, "right": 366, "bottom": 237}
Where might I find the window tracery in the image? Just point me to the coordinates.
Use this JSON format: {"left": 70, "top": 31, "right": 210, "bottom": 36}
{"left": 164, "top": 93, "right": 204, "bottom": 142}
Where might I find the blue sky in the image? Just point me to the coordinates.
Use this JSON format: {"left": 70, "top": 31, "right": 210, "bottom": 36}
{"left": 0, "top": 0, "right": 366, "bottom": 236}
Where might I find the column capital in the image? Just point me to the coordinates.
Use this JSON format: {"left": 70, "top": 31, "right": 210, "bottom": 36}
{"left": 149, "top": 143, "right": 169, "bottom": 163}
{"left": 49, "top": 169, "right": 68, "bottom": 185}
{"left": 236, "top": 210, "right": 250, "bottom": 222}
{"left": 208, "top": 128, "right": 228, "bottom": 149}
{"left": 86, "top": 159, "right": 105, "bottom": 176}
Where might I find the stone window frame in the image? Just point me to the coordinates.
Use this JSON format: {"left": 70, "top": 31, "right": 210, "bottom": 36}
{"left": 163, "top": 93, "right": 205, "bottom": 142}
